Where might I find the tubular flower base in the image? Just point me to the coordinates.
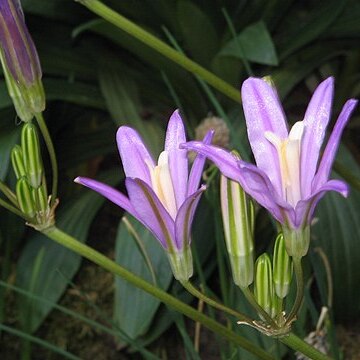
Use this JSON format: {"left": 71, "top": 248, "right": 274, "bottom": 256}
{"left": 184, "top": 77, "right": 357, "bottom": 257}
{"left": 76, "top": 110, "right": 213, "bottom": 281}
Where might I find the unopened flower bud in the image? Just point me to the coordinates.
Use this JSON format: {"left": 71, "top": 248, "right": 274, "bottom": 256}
{"left": 11, "top": 145, "right": 26, "bottom": 179}
{"left": 273, "top": 234, "right": 293, "bottom": 299}
{"left": 21, "top": 123, "right": 43, "bottom": 188}
{"left": 254, "top": 253, "right": 273, "bottom": 316}
{"left": 32, "top": 180, "right": 48, "bottom": 213}
{"left": 0, "top": 0, "right": 45, "bottom": 122}
{"left": 16, "top": 176, "right": 35, "bottom": 218}
{"left": 167, "top": 245, "right": 193, "bottom": 281}
{"left": 221, "top": 174, "right": 254, "bottom": 288}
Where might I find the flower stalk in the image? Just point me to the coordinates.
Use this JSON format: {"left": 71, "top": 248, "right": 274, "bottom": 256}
{"left": 42, "top": 225, "right": 330, "bottom": 360}
{"left": 75, "top": 0, "right": 240, "bottom": 103}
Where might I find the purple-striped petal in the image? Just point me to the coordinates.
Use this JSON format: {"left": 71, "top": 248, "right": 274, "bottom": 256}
{"left": 300, "top": 77, "right": 334, "bottom": 198}
{"left": 74, "top": 177, "right": 136, "bottom": 218}
{"left": 241, "top": 78, "right": 288, "bottom": 195}
{"left": 183, "top": 142, "right": 244, "bottom": 180}
{"left": 187, "top": 130, "right": 214, "bottom": 196}
{"left": 175, "top": 186, "right": 206, "bottom": 251}
{"left": 0, "top": 0, "right": 42, "bottom": 85}
{"left": 237, "top": 161, "right": 291, "bottom": 224}
{"left": 125, "top": 178, "right": 175, "bottom": 250}
{"left": 165, "top": 110, "right": 188, "bottom": 208}
{"left": 294, "top": 179, "right": 349, "bottom": 227}
{"left": 117, "top": 126, "right": 155, "bottom": 186}
{"left": 183, "top": 141, "right": 287, "bottom": 223}
{"left": 312, "top": 99, "right": 358, "bottom": 191}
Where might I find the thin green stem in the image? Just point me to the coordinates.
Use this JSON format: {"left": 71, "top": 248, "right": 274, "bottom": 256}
{"left": 242, "top": 287, "right": 278, "bottom": 328}
{"left": 0, "top": 198, "right": 27, "bottom": 219}
{"left": 0, "top": 181, "right": 18, "bottom": 206}
{"left": 34, "top": 113, "right": 58, "bottom": 207}
{"left": 43, "top": 225, "right": 330, "bottom": 359}
{"left": 286, "top": 257, "right": 304, "bottom": 324}
{"left": 43, "top": 225, "right": 274, "bottom": 360}
{"left": 181, "top": 281, "right": 252, "bottom": 323}
{"left": 281, "top": 333, "right": 332, "bottom": 360}
{"left": 221, "top": 8, "right": 253, "bottom": 76}
{"left": 76, "top": 0, "right": 240, "bottom": 103}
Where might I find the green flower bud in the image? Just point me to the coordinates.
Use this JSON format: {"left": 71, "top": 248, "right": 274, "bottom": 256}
{"left": 11, "top": 145, "right": 26, "bottom": 179}
{"left": 16, "top": 177, "right": 35, "bottom": 218}
{"left": 273, "top": 234, "right": 293, "bottom": 299}
{"left": 254, "top": 253, "right": 273, "bottom": 316}
{"left": 32, "top": 180, "right": 48, "bottom": 213}
{"left": 168, "top": 245, "right": 193, "bottom": 282}
{"left": 21, "top": 123, "right": 43, "bottom": 189}
{"left": 221, "top": 174, "right": 254, "bottom": 288}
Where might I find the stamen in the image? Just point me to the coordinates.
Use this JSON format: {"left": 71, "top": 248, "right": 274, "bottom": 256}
{"left": 265, "top": 122, "right": 304, "bottom": 207}
{"left": 146, "top": 151, "right": 177, "bottom": 219}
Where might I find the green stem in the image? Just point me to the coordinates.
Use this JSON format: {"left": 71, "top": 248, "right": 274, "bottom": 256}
{"left": 181, "top": 281, "right": 252, "bottom": 323}
{"left": 0, "top": 181, "right": 18, "bottom": 206}
{"left": 43, "top": 225, "right": 330, "bottom": 359}
{"left": 286, "top": 257, "right": 304, "bottom": 324}
{"left": 242, "top": 287, "right": 278, "bottom": 328}
{"left": 281, "top": 333, "right": 332, "bottom": 360}
{"left": 76, "top": 0, "right": 240, "bottom": 103}
{"left": 34, "top": 113, "right": 58, "bottom": 207}
{"left": 43, "top": 225, "right": 274, "bottom": 360}
{"left": 0, "top": 198, "right": 27, "bottom": 219}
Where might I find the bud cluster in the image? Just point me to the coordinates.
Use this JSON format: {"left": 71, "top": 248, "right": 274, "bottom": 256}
{"left": 11, "top": 123, "right": 56, "bottom": 229}
{"left": 254, "top": 235, "right": 293, "bottom": 324}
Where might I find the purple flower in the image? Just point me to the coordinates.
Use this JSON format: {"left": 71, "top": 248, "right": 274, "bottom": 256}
{"left": 75, "top": 110, "right": 212, "bottom": 280}
{"left": 0, "top": 0, "right": 41, "bottom": 86}
{"left": 184, "top": 77, "right": 357, "bottom": 256}
{"left": 0, "top": 0, "right": 45, "bottom": 121}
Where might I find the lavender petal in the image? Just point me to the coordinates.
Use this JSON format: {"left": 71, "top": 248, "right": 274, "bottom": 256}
{"left": 125, "top": 178, "right": 175, "bottom": 250}
{"left": 187, "top": 130, "right": 214, "bottom": 196}
{"left": 117, "top": 126, "right": 155, "bottom": 186}
{"left": 175, "top": 186, "right": 206, "bottom": 251}
{"left": 312, "top": 99, "right": 358, "bottom": 191}
{"left": 300, "top": 77, "right": 334, "bottom": 198}
{"left": 74, "top": 177, "right": 136, "bottom": 218}
{"left": 241, "top": 77, "right": 288, "bottom": 195}
{"left": 165, "top": 110, "right": 188, "bottom": 208}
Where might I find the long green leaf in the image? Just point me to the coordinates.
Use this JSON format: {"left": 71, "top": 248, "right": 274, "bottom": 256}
{"left": 312, "top": 147, "right": 360, "bottom": 321}
{"left": 114, "top": 216, "right": 172, "bottom": 339}
{"left": 218, "top": 21, "right": 278, "bottom": 66}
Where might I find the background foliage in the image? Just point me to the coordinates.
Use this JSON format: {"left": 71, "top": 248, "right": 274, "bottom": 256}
{"left": 1, "top": 0, "right": 360, "bottom": 358}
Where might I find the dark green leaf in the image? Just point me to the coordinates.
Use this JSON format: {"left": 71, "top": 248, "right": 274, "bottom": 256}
{"left": 312, "top": 146, "right": 360, "bottom": 321}
{"left": 114, "top": 216, "right": 172, "bottom": 339}
{"left": 176, "top": 1, "right": 219, "bottom": 66}
{"left": 219, "top": 21, "right": 278, "bottom": 66}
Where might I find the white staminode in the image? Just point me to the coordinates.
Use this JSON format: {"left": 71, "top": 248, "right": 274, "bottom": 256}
{"left": 146, "top": 151, "right": 177, "bottom": 219}
{"left": 265, "top": 121, "right": 304, "bottom": 207}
